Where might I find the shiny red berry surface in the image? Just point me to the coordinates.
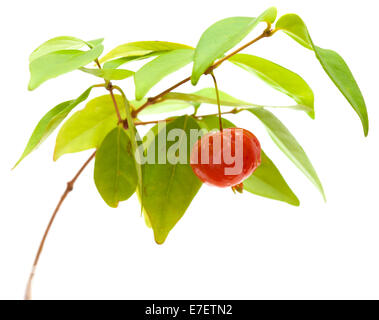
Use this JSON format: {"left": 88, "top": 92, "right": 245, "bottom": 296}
{"left": 190, "top": 128, "right": 261, "bottom": 187}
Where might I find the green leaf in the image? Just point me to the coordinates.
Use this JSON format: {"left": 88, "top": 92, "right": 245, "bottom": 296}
{"left": 132, "top": 99, "right": 193, "bottom": 116}
{"left": 99, "top": 41, "right": 193, "bottom": 64}
{"left": 54, "top": 94, "right": 125, "bottom": 160}
{"left": 29, "top": 36, "right": 88, "bottom": 62}
{"left": 134, "top": 49, "right": 194, "bottom": 100}
{"left": 243, "top": 150, "right": 300, "bottom": 206}
{"left": 29, "top": 44, "right": 104, "bottom": 90}
{"left": 103, "top": 52, "right": 165, "bottom": 69}
{"left": 142, "top": 116, "right": 202, "bottom": 244}
{"left": 229, "top": 54, "right": 315, "bottom": 118}
{"left": 198, "top": 116, "right": 299, "bottom": 205}
{"left": 132, "top": 88, "right": 312, "bottom": 116}
{"left": 167, "top": 88, "right": 312, "bottom": 113}
{"left": 79, "top": 67, "right": 134, "bottom": 81}
{"left": 94, "top": 127, "right": 137, "bottom": 208}
{"left": 276, "top": 14, "right": 368, "bottom": 136}
{"left": 13, "top": 86, "right": 94, "bottom": 168}
{"left": 86, "top": 38, "right": 104, "bottom": 48}
{"left": 248, "top": 108, "right": 325, "bottom": 200}
{"left": 191, "top": 7, "right": 277, "bottom": 85}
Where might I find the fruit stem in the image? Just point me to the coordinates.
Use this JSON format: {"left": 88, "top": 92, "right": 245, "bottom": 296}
{"left": 210, "top": 72, "right": 223, "bottom": 131}
{"left": 24, "top": 151, "right": 96, "bottom": 300}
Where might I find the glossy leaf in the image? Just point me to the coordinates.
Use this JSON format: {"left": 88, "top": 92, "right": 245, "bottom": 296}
{"left": 54, "top": 94, "right": 125, "bottom": 160}
{"left": 132, "top": 99, "right": 193, "bottom": 116}
{"left": 99, "top": 41, "right": 192, "bottom": 64}
{"left": 191, "top": 7, "right": 277, "bottom": 85}
{"left": 142, "top": 116, "right": 202, "bottom": 244}
{"left": 276, "top": 14, "right": 368, "bottom": 136}
{"left": 29, "top": 44, "right": 104, "bottom": 90}
{"left": 94, "top": 127, "right": 137, "bottom": 208}
{"left": 86, "top": 38, "right": 104, "bottom": 48}
{"left": 248, "top": 108, "right": 325, "bottom": 200}
{"left": 229, "top": 54, "right": 315, "bottom": 118}
{"left": 14, "top": 86, "right": 94, "bottom": 168}
{"left": 134, "top": 49, "right": 194, "bottom": 100}
{"left": 133, "top": 88, "right": 311, "bottom": 116}
{"left": 79, "top": 67, "right": 134, "bottom": 81}
{"left": 29, "top": 36, "right": 87, "bottom": 62}
{"left": 168, "top": 88, "right": 312, "bottom": 113}
{"left": 103, "top": 52, "right": 165, "bottom": 69}
{"left": 243, "top": 151, "right": 300, "bottom": 206}
{"left": 198, "top": 116, "right": 299, "bottom": 205}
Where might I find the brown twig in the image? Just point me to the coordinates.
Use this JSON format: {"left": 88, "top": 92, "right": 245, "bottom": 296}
{"left": 25, "top": 151, "right": 96, "bottom": 300}
{"left": 132, "top": 25, "right": 274, "bottom": 118}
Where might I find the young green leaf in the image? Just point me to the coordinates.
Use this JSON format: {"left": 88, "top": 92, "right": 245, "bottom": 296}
{"left": 248, "top": 108, "right": 325, "bottom": 200}
{"left": 99, "top": 41, "right": 193, "bottom": 64}
{"left": 133, "top": 88, "right": 312, "bottom": 116}
{"left": 134, "top": 49, "right": 194, "bottom": 100}
{"left": 191, "top": 7, "right": 277, "bottom": 85}
{"left": 29, "top": 44, "right": 104, "bottom": 90}
{"left": 198, "top": 116, "right": 299, "bottom": 205}
{"left": 276, "top": 14, "right": 368, "bottom": 136}
{"left": 14, "top": 86, "right": 94, "bottom": 168}
{"left": 103, "top": 52, "right": 163, "bottom": 69}
{"left": 142, "top": 116, "right": 202, "bottom": 244}
{"left": 243, "top": 150, "right": 300, "bottom": 206}
{"left": 54, "top": 94, "right": 125, "bottom": 160}
{"left": 229, "top": 54, "right": 315, "bottom": 118}
{"left": 132, "top": 99, "right": 193, "bottom": 116}
{"left": 167, "top": 88, "right": 312, "bottom": 113}
{"left": 94, "top": 127, "right": 138, "bottom": 208}
{"left": 79, "top": 67, "right": 134, "bottom": 81}
{"left": 29, "top": 36, "right": 88, "bottom": 62}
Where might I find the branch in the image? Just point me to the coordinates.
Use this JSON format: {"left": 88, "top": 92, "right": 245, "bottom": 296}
{"left": 25, "top": 151, "right": 96, "bottom": 300}
{"left": 132, "top": 25, "right": 274, "bottom": 118}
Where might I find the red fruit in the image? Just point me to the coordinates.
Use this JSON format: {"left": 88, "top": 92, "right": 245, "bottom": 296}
{"left": 190, "top": 128, "right": 261, "bottom": 187}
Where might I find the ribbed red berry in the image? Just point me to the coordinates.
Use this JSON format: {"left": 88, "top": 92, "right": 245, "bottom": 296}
{"left": 190, "top": 128, "right": 261, "bottom": 187}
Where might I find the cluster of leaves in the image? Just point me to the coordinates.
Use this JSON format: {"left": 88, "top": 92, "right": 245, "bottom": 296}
{"left": 16, "top": 7, "right": 368, "bottom": 244}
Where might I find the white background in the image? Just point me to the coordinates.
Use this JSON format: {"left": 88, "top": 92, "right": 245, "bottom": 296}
{"left": 0, "top": 0, "right": 378, "bottom": 300}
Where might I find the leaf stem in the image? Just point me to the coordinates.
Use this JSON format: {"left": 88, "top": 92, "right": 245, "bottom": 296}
{"left": 25, "top": 151, "right": 96, "bottom": 300}
{"left": 210, "top": 72, "right": 223, "bottom": 131}
{"left": 132, "top": 24, "right": 274, "bottom": 118}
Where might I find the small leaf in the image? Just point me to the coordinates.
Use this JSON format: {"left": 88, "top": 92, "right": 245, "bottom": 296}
{"left": 79, "top": 67, "right": 134, "bottom": 81}
{"left": 86, "top": 38, "right": 104, "bottom": 48}
{"left": 134, "top": 49, "right": 194, "bottom": 100}
{"left": 54, "top": 94, "right": 125, "bottom": 160}
{"left": 248, "top": 108, "right": 325, "bottom": 200}
{"left": 103, "top": 52, "right": 166, "bottom": 69}
{"left": 276, "top": 14, "right": 369, "bottom": 136}
{"left": 168, "top": 88, "right": 312, "bottom": 113}
{"left": 132, "top": 88, "right": 311, "bottom": 116}
{"left": 94, "top": 127, "right": 138, "bottom": 208}
{"left": 243, "top": 151, "right": 300, "bottom": 206}
{"left": 99, "top": 41, "right": 193, "bottom": 64}
{"left": 29, "top": 36, "right": 88, "bottom": 62}
{"left": 191, "top": 7, "right": 277, "bottom": 85}
{"left": 142, "top": 116, "right": 202, "bottom": 244}
{"left": 29, "top": 44, "right": 104, "bottom": 90}
{"left": 14, "top": 86, "right": 94, "bottom": 168}
{"left": 132, "top": 99, "right": 193, "bottom": 116}
{"left": 198, "top": 116, "right": 299, "bottom": 205}
{"left": 229, "top": 54, "right": 315, "bottom": 118}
